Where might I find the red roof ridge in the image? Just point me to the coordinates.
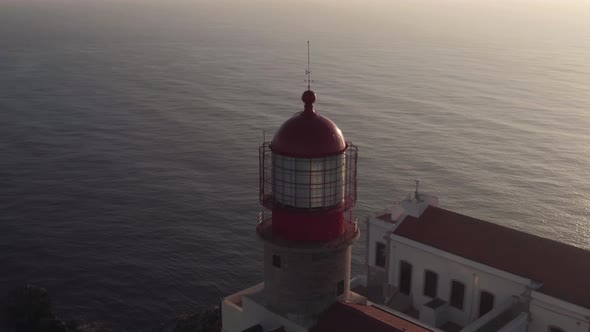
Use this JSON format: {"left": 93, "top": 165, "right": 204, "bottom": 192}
{"left": 408, "top": 206, "right": 590, "bottom": 256}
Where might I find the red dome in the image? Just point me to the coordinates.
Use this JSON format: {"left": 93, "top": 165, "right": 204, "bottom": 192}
{"left": 270, "top": 90, "right": 347, "bottom": 158}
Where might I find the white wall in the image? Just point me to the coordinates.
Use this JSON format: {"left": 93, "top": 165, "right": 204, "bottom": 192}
{"left": 367, "top": 217, "right": 395, "bottom": 270}
{"left": 222, "top": 283, "right": 265, "bottom": 332}
{"left": 221, "top": 300, "right": 243, "bottom": 332}
{"left": 239, "top": 295, "right": 308, "bottom": 332}
{"left": 386, "top": 235, "right": 530, "bottom": 327}
{"left": 221, "top": 283, "right": 308, "bottom": 332}
{"left": 498, "top": 312, "right": 528, "bottom": 332}
{"left": 529, "top": 292, "right": 590, "bottom": 332}
{"left": 461, "top": 297, "right": 517, "bottom": 332}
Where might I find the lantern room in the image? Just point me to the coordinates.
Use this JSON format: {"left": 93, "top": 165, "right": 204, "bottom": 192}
{"left": 259, "top": 90, "right": 357, "bottom": 242}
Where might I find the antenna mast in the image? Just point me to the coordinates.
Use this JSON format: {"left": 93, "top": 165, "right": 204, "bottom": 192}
{"left": 306, "top": 41, "right": 312, "bottom": 90}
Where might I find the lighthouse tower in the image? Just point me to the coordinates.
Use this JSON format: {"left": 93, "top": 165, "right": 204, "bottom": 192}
{"left": 257, "top": 88, "right": 359, "bottom": 322}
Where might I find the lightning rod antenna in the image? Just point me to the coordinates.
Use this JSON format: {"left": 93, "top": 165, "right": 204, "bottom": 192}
{"left": 306, "top": 41, "right": 311, "bottom": 90}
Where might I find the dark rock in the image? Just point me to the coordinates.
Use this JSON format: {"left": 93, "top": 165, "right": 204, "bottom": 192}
{"left": 1, "top": 285, "right": 112, "bottom": 332}
{"left": 64, "top": 320, "right": 112, "bottom": 332}
{"left": 2, "top": 285, "right": 216, "bottom": 332}
{"left": 159, "top": 306, "right": 221, "bottom": 332}
{"left": 1, "top": 285, "right": 58, "bottom": 332}
{"left": 46, "top": 320, "right": 68, "bottom": 332}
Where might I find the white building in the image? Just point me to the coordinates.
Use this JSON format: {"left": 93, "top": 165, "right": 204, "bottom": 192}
{"left": 363, "top": 189, "right": 590, "bottom": 332}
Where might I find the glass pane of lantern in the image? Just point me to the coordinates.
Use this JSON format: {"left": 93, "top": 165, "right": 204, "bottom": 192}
{"left": 272, "top": 153, "right": 347, "bottom": 209}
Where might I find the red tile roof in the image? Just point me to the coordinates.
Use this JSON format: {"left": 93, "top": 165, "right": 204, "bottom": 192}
{"left": 310, "top": 301, "right": 433, "bottom": 332}
{"left": 394, "top": 206, "right": 590, "bottom": 309}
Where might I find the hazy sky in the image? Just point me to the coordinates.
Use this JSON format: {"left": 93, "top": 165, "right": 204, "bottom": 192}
{"left": 2, "top": 0, "right": 588, "bottom": 48}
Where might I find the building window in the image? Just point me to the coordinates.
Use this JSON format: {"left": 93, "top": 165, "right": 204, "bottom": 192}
{"left": 272, "top": 254, "right": 281, "bottom": 268}
{"left": 479, "top": 290, "right": 495, "bottom": 317}
{"left": 399, "top": 260, "right": 412, "bottom": 295}
{"left": 375, "top": 242, "right": 387, "bottom": 268}
{"left": 450, "top": 280, "right": 465, "bottom": 310}
{"left": 548, "top": 327, "right": 565, "bottom": 332}
{"left": 336, "top": 280, "right": 345, "bottom": 296}
{"left": 423, "top": 270, "right": 438, "bottom": 298}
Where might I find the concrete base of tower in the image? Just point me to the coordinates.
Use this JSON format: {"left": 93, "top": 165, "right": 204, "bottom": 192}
{"left": 256, "top": 215, "right": 360, "bottom": 323}
{"left": 263, "top": 242, "right": 351, "bottom": 320}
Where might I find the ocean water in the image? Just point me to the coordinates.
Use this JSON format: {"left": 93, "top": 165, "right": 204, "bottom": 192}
{"left": 1, "top": 0, "right": 589, "bottom": 330}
